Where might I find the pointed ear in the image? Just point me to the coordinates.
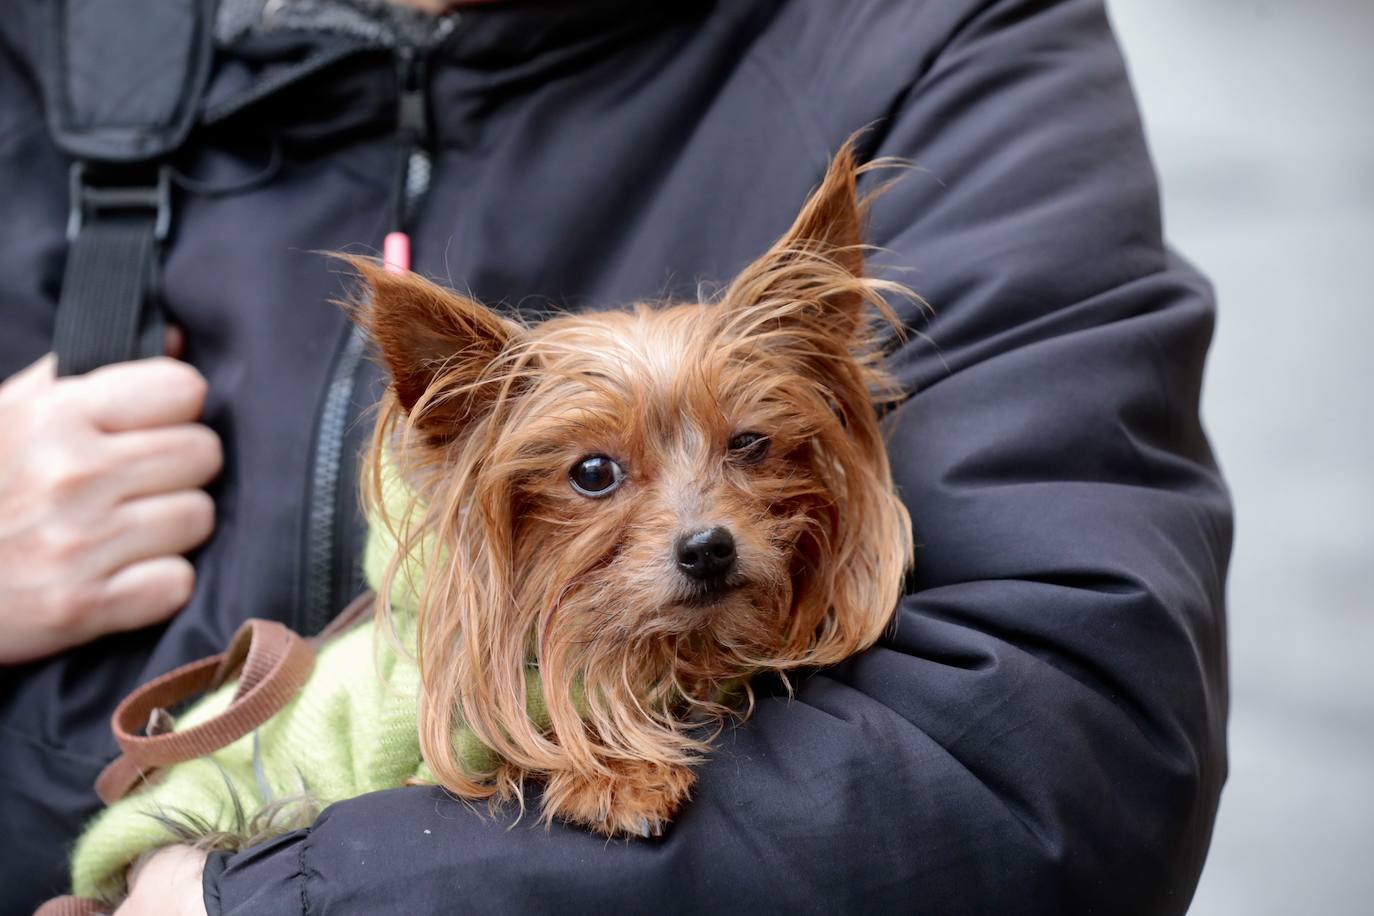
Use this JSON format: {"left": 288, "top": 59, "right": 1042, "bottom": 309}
{"left": 721, "top": 140, "right": 873, "bottom": 341}
{"left": 342, "top": 256, "right": 524, "bottom": 436}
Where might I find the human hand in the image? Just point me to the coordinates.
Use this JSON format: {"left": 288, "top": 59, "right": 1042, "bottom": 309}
{"left": 117, "top": 845, "right": 209, "bottom": 916}
{"left": 0, "top": 350, "right": 221, "bottom": 664}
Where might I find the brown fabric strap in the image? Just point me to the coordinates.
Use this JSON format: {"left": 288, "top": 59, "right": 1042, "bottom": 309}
{"left": 91, "top": 592, "right": 375, "bottom": 805}
{"left": 94, "top": 619, "right": 315, "bottom": 804}
{"left": 32, "top": 895, "right": 108, "bottom": 916}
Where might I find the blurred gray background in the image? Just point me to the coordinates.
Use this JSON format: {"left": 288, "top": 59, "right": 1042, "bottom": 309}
{"left": 1105, "top": 1, "right": 1374, "bottom": 913}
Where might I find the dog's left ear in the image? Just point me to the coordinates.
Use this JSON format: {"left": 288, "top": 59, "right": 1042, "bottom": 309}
{"left": 343, "top": 257, "right": 525, "bottom": 439}
{"left": 721, "top": 140, "right": 873, "bottom": 344}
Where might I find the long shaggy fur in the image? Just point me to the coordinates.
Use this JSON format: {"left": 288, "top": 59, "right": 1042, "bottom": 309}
{"left": 348, "top": 140, "right": 914, "bottom": 836}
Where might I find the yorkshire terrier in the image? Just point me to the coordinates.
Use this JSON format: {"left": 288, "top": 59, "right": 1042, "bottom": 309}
{"left": 65, "top": 144, "right": 914, "bottom": 910}
{"left": 352, "top": 140, "right": 913, "bottom": 836}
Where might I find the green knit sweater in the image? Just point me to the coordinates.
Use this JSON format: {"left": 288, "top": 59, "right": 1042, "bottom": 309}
{"left": 69, "top": 475, "right": 533, "bottom": 900}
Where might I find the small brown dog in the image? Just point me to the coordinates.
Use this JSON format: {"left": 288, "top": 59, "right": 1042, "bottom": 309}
{"left": 59, "top": 143, "right": 915, "bottom": 912}
{"left": 352, "top": 141, "right": 913, "bottom": 836}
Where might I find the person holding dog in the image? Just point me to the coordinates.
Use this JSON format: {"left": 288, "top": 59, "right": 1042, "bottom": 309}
{"left": 0, "top": 1, "right": 1231, "bottom": 913}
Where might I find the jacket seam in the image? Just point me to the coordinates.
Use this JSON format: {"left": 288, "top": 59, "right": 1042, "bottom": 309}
{"left": 299, "top": 827, "right": 312, "bottom": 916}
{"left": 694, "top": 9, "right": 830, "bottom": 171}
{"left": 737, "top": 44, "right": 830, "bottom": 170}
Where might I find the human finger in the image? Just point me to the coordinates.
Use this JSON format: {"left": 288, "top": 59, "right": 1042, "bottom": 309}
{"left": 74, "top": 358, "right": 209, "bottom": 432}
{"left": 95, "top": 555, "right": 197, "bottom": 637}
{"left": 94, "top": 490, "right": 216, "bottom": 573}
{"left": 164, "top": 324, "right": 185, "bottom": 359}
{"left": 0, "top": 352, "right": 56, "bottom": 394}
{"left": 103, "top": 424, "right": 223, "bottom": 499}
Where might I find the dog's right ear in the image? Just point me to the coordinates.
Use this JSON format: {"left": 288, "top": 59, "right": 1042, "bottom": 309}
{"left": 720, "top": 139, "right": 872, "bottom": 345}
{"left": 342, "top": 257, "right": 525, "bottom": 437}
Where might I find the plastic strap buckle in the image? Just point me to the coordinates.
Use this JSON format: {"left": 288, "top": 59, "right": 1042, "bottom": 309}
{"left": 66, "top": 162, "right": 172, "bottom": 243}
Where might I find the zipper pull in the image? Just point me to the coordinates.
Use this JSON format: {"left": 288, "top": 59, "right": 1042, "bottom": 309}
{"left": 387, "top": 46, "right": 431, "bottom": 273}
{"left": 383, "top": 231, "right": 410, "bottom": 274}
{"left": 396, "top": 46, "right": 430, "bottom": 150}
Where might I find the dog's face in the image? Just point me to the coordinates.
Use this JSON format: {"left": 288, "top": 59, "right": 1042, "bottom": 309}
{"left": 349, "top": 144, "right": 912, "bottom": 806}
{"left": 499, "top": 301, "right": 859, "bottom": 676}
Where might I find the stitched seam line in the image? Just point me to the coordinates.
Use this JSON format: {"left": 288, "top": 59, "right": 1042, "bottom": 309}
{"left": 693, "top": 7, "right": 830, "bottom": 171}
{"left": 298, "top": 828, "right": 311, "bottom": 916}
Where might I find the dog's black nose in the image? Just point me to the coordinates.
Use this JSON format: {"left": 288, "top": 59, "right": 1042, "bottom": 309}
{"left": 675, "top": 527, "right": 737, "bottom": 581}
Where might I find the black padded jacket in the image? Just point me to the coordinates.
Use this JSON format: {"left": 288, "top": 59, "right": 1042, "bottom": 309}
{"left": 0, "top": 1, "right": 1232, "bottom": 913}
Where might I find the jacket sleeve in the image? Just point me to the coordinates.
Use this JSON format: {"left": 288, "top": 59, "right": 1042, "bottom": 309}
{"left": 206, "top": 1, "right": 1231, "bottom": 913}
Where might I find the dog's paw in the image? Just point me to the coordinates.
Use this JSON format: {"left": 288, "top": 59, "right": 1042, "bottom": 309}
{"left": 543, "top": 760, "right": 693, "bottom": 838}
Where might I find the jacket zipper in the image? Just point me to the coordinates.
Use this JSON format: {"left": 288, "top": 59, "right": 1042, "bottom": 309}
{"left": 300, "top": 38, "right": 439, "bottom": 634}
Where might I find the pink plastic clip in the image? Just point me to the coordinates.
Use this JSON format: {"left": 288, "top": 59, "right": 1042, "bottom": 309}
{"left": 383, "top": 231, "right": 411, "bottom": 274}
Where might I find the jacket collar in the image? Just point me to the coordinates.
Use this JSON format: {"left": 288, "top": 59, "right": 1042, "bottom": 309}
{"left": 199, "top": 1, "right": 705, "bottom": 134}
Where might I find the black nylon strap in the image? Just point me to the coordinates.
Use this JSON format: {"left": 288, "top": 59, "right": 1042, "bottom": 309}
{"left": 44, "top": 0, "right": 215, "bottom": 163}
{"left": 40, "top": 0, "right": 213, "bottom": 377}
{"left": 54, "top": 215, "right": 164, "bottom": 377}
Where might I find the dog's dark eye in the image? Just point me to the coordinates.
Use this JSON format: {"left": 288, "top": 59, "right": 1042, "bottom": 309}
{"left": 569, "top": 455, "right": 625, "bottom": 498}
{"left": 727, "top": 432, "right": 769, "bottom": 464}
